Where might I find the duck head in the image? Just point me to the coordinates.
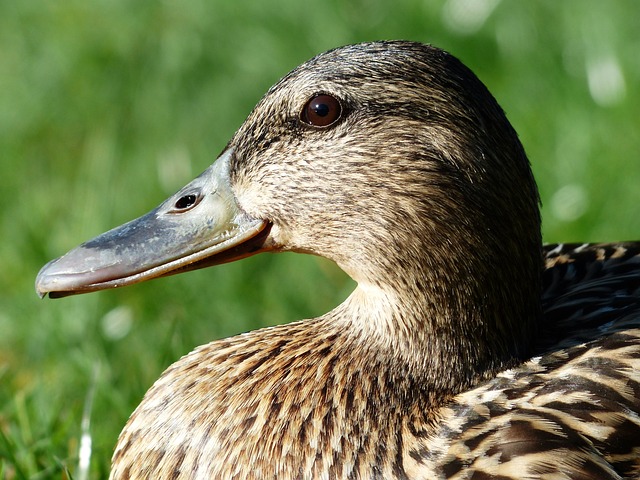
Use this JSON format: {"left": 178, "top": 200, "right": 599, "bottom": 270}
{"left": 37, "top": 41, "right": 542, "bottom": 392}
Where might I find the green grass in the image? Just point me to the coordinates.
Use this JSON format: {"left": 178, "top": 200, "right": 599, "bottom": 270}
{"left": 1, "top": 0, "right": 639, "bottom": 477}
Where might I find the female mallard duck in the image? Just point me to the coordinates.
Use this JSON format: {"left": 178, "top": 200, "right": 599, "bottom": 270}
{"left": 36, "top": 41, "right": 640, "bottom": 479}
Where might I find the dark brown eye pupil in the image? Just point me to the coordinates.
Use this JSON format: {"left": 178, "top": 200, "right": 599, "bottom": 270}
{"left": 301, "top": 94, "right": 342, "bottom": 127}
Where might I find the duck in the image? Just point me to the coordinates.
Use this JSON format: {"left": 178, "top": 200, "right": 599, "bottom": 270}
{"left": 35, "top": 41, "right": 640, "bottom": 479}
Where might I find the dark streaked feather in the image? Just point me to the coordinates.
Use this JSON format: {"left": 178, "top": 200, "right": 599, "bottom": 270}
{"left": 422, "top": 243, "right": 640, "bottom": 479}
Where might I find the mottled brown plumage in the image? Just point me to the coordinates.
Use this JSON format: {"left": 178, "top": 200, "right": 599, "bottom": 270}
{"left": 36, "top": 42, "right": 640, "bottom": 479}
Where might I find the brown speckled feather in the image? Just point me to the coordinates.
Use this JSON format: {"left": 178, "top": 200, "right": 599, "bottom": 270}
{"left": 110, "top": 244, "right": 640, "bottom": 479}
{"left": 422, "top": 243, "right": 640, "bottom": 479}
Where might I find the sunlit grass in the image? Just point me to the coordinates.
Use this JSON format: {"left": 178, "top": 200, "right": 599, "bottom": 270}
{"left": 2, "top": 0, "right": 639, "bottom": 477}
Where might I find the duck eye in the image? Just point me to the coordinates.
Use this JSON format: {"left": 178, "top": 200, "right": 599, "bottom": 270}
{"left": 301, "top": 94, "right": 342, "bottom": 128}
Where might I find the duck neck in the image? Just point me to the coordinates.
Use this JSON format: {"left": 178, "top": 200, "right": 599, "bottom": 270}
{"left": 335, "top": 254, "right": 540, "bottom": 404}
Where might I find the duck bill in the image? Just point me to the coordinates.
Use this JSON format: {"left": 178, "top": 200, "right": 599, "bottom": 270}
{"left": 35, "top": 149, "right": 271, "bottom": 298}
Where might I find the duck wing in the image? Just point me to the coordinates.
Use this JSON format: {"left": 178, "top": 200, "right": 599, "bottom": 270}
{"left": 421, "top": 242, "right": 640, "bottom": 479}
{"left": 542, "top": 242, "right": 640, "bottom": 340}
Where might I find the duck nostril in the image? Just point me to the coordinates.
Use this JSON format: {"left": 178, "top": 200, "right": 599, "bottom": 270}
{"left": 174, "top": 194, "right": 198, "bottom": 210}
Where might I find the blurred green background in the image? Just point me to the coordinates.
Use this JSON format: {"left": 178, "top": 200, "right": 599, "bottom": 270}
{"left": 1, "top": 0, "right": 639, "bottom": 478}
